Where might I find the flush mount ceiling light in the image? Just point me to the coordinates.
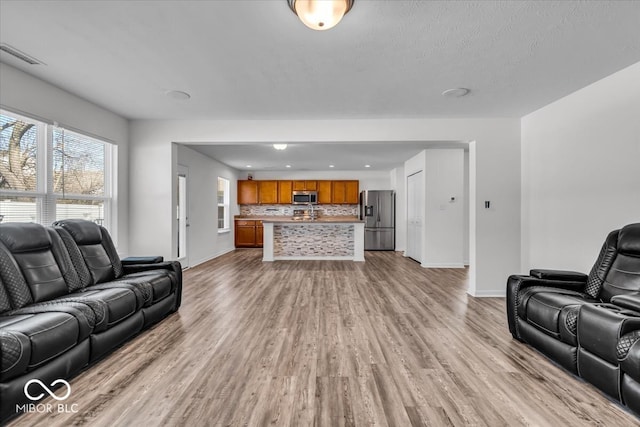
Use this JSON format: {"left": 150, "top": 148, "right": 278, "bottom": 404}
{"left": 288, "top": 0, "right": 354, "bottom": 31}
{"left": 273, "top": 144, "right": 288, "bottom": 150}
{"left": 165, "top": 90, "right": 191, "bottom": 101}
{"left": 442, "top": 88, "right": 470, "bottom": 98}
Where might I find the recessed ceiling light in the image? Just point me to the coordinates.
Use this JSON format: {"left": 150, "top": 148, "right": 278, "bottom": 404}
{"left": 286, "top": 165, "right": 292, "bottom": 168}
{"left": 329, "top": 165, "right": 335, "bottom": 168}
{"left": 442, "top": 88, "right": 470, "bottom": 98}
{"left": 364, "top": 164, "right": 371, "bottom": 168}
{"left": 246, "top": 165, "right": 252, "bottom": 168}
{"left": 273, "top": 144, "right": 287, "bottom": 150}
{"left": 165, "top": 90, "right": 191, "bottom": 101}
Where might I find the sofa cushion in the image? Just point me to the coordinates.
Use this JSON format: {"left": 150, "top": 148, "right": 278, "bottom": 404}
{"left": 0, "top": 223, "right": 50, "bottom": 253}
{"left": 619, "top": 223, "right": 640, "bottom": 256}
{"left": 61, "top": 288, "right": 137, "bottom": 328}
{"left": 53, "top": 220, "right": 123, "bottom": 284}
{"left": 0, "top": 312, "right": 80, "bottom": 381}
{"left": 0, "top": 243, "right": 33, "bottom": 309}
{"left": 120, "top": 270, "right": 174, "bottom": 303}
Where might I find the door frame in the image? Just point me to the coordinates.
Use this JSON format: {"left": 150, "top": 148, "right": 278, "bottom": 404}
{"left": 177, "top": 165, "right": 189, "bottom": 268}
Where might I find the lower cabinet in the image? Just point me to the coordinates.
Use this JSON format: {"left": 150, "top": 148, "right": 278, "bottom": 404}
{"left": 235, "top": 220, "right": 264, "bottom": 248}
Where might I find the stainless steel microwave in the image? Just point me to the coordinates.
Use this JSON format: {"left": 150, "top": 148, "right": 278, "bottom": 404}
{"left": 292, "top": 191, "right": 318, "bottom": 205}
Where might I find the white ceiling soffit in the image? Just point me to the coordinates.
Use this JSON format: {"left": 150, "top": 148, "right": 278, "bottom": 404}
{"left": 184, "top": 141, "right": 468, "bottom": 171}
{"left": 0, "top": 1, "right": 639, "bottom": 120}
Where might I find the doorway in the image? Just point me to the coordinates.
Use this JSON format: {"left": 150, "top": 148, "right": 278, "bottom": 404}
{"left": 406, "top": 171, "right": 424, "bottom": 262}
{"left": 177, "top": 165, "right": 189, "bottom": 267}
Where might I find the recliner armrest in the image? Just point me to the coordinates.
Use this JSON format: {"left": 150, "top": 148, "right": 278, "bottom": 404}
{"left": 122, "top": 261, "right": 180, "bottom": 275}
{"left": 529, "top": 269, "right": 587, "bottom": 282}
{"left": 121, "top": 256, "right": 164, "bottom": 266}
{"left": 611, "top": 294, "right": 640, "bottom": 313}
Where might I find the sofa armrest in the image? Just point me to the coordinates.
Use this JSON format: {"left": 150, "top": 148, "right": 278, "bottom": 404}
{"left": 529, "top": 269, "right": 587, "bottom": 282}
{"left": 611, "top": 294, "right": 640, "bottom": 313}
{"left": 121, "top": 256, "right": 164, "bottom": 266}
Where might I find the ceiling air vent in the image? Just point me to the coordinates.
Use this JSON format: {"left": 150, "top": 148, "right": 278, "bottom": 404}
{"left": 0, "top": 44, "right": 44, "bottom": 65}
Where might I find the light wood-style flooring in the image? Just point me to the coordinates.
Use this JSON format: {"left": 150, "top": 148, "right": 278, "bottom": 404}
{"left": 10, "top": 250, "right": 639, "bottom": 426}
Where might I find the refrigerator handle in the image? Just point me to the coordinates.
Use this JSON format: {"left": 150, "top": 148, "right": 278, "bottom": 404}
{"left": 376, "top": 198, "right": 381, "bottom": 222}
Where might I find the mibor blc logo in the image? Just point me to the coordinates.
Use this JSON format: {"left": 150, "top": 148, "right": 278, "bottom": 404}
{"left": 16, "top": 378, "right": 79, "bottom": 414}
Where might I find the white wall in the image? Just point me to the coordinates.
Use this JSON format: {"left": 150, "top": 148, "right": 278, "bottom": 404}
{"left": 404, "top": 149, "right": 465, "bottom": 268}
{"left": 176, "top": 145, "right": 239, "bottom": 267}
{"left": 129, "top": 118, "right": 520, "bottom": 296}
{"left": 250, "top": 170, "right": 391, "bottom": 191}
{"left": 0, "top": 63, "right": 130, "bottom": 255}
{"left": 425, "top": 149, "right": 464, "bottom": 267}
{"left": 521, "top": 62, "right": 640, "bottom": 273}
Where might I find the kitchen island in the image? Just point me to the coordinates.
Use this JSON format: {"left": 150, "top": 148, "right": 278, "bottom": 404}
{"left": 261, "top": 216, "right": 365, "bottom": 262}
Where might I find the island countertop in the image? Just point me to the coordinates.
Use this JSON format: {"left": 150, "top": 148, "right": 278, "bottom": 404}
{"left": 235, "top": 215, "right": 363, "bottom": 223}
{"left": 261, "top": 216, "right": 363, "bottom": 224}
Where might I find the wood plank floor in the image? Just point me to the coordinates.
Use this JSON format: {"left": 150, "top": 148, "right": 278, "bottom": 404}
{"left": 9, "top": 250, "right": 639, "bottom": 426}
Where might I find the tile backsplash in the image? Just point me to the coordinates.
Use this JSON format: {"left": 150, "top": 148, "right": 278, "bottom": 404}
{"left": 240, "top": 204, "right": 358, "bottom": 217}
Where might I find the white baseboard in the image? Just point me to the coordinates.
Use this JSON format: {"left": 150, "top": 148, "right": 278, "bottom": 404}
{"left": 188, "top": 247, "right": 235, "bottom": 268}
{"left": 468, "top": 289, "right": 506, "bottom": 298}
{"left": 421, "top": 263, "right": 466, "bottom": 269}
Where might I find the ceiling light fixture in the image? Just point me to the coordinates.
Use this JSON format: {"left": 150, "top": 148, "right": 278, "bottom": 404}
{"left": 329, "top": 165, "right": 335, "bottom": 168}
{"left": 442, "top": 88, "right": 470, "bottom": 98}
{"left": 287, "top": 0, "right": 354, "bottom": 31}
{"left": 273, "top": 144, "right": 288, "bottom": 150}
{"left": 165, "top": 90, "right": 191, "bottom": 101}
{"left": 246, "top": 165, "right": 252, "bottom": 168}
{"left": 286, "top": 165, "right": 292, "bottom": 168}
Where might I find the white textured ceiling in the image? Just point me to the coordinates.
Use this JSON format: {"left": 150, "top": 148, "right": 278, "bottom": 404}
{"left": 1, "top": 0, "right": 639, "bottom": 121}
{"left": 2, "top": 1, "right": 640, "bottom": 172}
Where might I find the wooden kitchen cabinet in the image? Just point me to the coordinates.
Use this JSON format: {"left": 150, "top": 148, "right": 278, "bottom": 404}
{"left": 277, "top": 181, "right": 293, "bottom": 204}
{"left": 331, "top": 180, "right": 359, "bottom": 204}
{"left": 317, "top": 180, "right": 332, "bottom": 204}
{"left": 258, "top": 180, "right": 278, "bottom": 204}
{"left": 238, "top": 179, "right": 359, "bottom": 205}
{"left": 256, "top": 221, "right": 263, "bottom": 246}
{"left": 345, "top": 180, "right": 359, "bottom": 204}
{"left": 237, "top": 180, "right": 259, "bottom": 204}
{"left": 235, "top": 219, "right": 264, "bottom": 248}
{"left": 293, "top": 180, "right": 317, "bottom": 191}
{"left": 235, "top": 220, "right": 257, "bottom": 247}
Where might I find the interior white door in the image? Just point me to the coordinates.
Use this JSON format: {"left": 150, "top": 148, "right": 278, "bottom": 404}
{"left": 177, "top": 165, "right": 189, "bottom": 268}
{"left": 406, "top": 171, "right": 424, "bottom": 262}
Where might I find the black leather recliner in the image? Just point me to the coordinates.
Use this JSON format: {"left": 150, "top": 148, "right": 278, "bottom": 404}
{"left": 0, "top": 220, "right": 181, "bottom": 423}
{"left": 507, "top": 222, "right": 640, "bottom": 415}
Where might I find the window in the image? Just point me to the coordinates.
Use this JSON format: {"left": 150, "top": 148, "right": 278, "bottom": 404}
{"left": 0, "top": 109, "right": 115, "bottom": 232}
{"left": 217, "top": 177, "right": 229, "bottom": 232}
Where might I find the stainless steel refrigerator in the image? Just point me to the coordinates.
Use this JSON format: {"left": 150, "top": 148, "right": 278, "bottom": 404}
{"left": 360, "top": 190, "right": 395, "bottom": 250}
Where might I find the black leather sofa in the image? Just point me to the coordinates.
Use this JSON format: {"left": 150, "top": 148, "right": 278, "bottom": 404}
{"left": 507, "top": 222, "right": 640, "bottom": 415}
{"left": 0, "top": 220, "right": 181, "bottom": 423}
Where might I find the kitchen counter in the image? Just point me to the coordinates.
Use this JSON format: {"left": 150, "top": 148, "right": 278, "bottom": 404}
{"left": 235, "top": 215, "right": 362, "bottom": 223}
{"left": 261, "top": 217, "right": 365, "bottom": 262}
{"left": 262, "top": 216, "right": 363, "bottom": 224}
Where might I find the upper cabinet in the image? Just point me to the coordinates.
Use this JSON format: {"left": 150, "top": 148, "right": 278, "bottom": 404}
{"left": 258, "top": 180, "right": 278, "bottom": 204}
{"left": 293, "top": 180, "right": 317, "bottom": 191}
{"left": 331, "top": 180, "right": 359, "bottom": 204}
{"left": 317, "top": 180, "right": 332, "bottom": 204}
{"left": 277, "top": 181, "right": 293, "bottom": 204}
{"left": 237, "top": 179, "right": 359, "bottom": 205}
{"left": 237, "top": 180, "right": 259, "bottom": 204}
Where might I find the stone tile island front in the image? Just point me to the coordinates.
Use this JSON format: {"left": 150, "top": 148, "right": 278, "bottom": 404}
{"left": 262, "top": 217, "right": 365, "bottom": 262}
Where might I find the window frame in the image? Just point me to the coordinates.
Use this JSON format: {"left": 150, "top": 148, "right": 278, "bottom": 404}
{"left": 0, "top": 108, "right": 117, "bottom": 240}
{"left": 217, "top": 176, "right": 230, "bottom": 233}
